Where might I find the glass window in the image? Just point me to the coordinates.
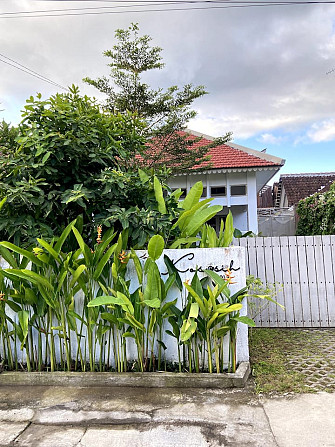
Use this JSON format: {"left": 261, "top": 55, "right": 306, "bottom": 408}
{"left": 210, "top": 186, "right": 226, "bottom": 196}
{"left": 231, "top": 185, "right": 247, "bottom": 196}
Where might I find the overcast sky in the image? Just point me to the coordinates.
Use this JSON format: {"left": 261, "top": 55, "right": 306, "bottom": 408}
{"left": 1, "top": 0, "right": 335, "bottom": 181}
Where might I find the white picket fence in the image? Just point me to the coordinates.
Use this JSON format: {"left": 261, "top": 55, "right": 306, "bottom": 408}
{"left": 235, "top": 235, "right": 335, "bottom": 328}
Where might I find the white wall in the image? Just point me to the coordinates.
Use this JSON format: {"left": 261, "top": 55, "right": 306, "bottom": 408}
{"left": 169, "top": 170, "right": 258, "bottom": 233}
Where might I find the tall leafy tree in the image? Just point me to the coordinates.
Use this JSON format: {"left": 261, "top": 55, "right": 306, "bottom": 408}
{"left": 0, "top": 86, "right": 148, "bottom": 245}
{"left": 84, "top": 23, "right": 231, "bottom": 172}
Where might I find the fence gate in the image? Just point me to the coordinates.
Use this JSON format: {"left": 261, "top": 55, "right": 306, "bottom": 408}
{"left": 235, "top": 235, "right": 335, "bottom": 328}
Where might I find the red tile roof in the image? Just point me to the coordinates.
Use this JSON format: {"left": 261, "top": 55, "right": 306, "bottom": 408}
{"left": 192, "top": 137, "right": 280, "bottom": 169}
{"left": 279, "top": 173, "right": 335, "bottom": 206}
{"left": 141, "top": 130, "right": 284, "bottom": 171}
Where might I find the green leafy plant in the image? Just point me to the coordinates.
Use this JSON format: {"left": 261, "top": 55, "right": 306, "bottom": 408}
{"left": 296, "top": 182, "right": 335, "bottom": 235}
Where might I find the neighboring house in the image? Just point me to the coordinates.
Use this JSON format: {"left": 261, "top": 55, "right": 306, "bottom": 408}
{"left": 168, "top": 130, "right": 285, "bottom": 234}
{"left": 274, "top": 172, "right": 335, "bottom": 208}
{"left": 257, "top": 172, "right": 335, "bottom": 236}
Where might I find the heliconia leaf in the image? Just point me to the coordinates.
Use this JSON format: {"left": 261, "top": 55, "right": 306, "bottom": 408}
{"left": 37, "top": 238, "right": 59, "bottom": 260}
{"left": 93, "top": 243, "right": 117, "bottom": 280}
{"left": 0, "top": 197, "right": 7, "bottom": 212}
{"left": 138, "top": 168, "right": 149, "bottom": 183}
{"left": 169, "top": 237, "right": 200, "bottom": 249}
{"left": 69, "top": 264, "right": 87, "bottom": 288}
{"left": 143, "top": 298, "right": 161, "bottom": 308}
{"left": 207, "top": 311, "right": 219, "bottom": 329}
{"left": 122, "top": 332, "right": 136, "bottom": 339}
{"left": 4, "top": 269, "right": 53, "bottom": 290}
{"left": 205, "top": 269, "right": 226, "bottom": 288}
{"left": 18, "top": 310, "right": 29, "bottom": 348}
{"left": 172, "top": 199, "right": 212, "bottom": 232}
{"left": 184, "top": 283, "right": 206, "bottom": 316}
{"left": 222, "top": 210, "right": 234, "bottom": 247}
{"left": 184, "top": 205, "right": 223, "bottom": 236}
{"left": 189, "top": 302, "right": 199, "bottom": 319}
{"left": 125, "top": 313, "right": 145, "bottom": 331}
{"left": 0, "top": 242, "right": 43, "bottom": 267}
{"left": 180, "top": 181, "right": 203, "bottom": 210}
{"left": 232, "top": 315, "right": 256, "bottom": 327}
{"left": 54, "top": 220, "right": 76, "bottom": 254}
{"left": 87, "top": 295, "right": 123, "bottom": 307}
{"left": 164, "top": 255, "right": 182, "bottom": 291}
{"left": 180, "top": 318, "right": 197, "bottom": 342}
{"left": 216, "top": 326, "right": 230, "bottom": 338}
{"left": 154, "top": 176, "right": 166, "bottom": 214}
{"left": 100, "top": 312, "right": 118, "bottom": 325}
{"left": 148, "top": 234, "right": 165, "bottom": 261}
{"left": 72, "top": 226, "right": 91, "bottom": 265}
{"left": 0, "top": 245, "right": 17, "bottom": 268}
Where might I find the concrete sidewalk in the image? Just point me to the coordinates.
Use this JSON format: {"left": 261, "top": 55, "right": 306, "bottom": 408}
{"left": 0, "top": 382, "right": 334, "bottom": 446}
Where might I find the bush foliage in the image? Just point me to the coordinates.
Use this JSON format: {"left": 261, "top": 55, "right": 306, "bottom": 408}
{"left": 296, "top": 182, "right": 335, "bottom": 235}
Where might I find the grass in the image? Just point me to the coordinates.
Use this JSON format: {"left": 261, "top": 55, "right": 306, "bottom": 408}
{"left": 249, "top": 328, "right": 315, "bottom": 394}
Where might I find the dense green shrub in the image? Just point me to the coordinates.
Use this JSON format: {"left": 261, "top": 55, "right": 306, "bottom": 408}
{"left": 296, "top": 182, "right": 335, "bottom": 235}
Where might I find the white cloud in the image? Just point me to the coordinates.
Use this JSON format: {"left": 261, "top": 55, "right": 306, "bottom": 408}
{"left": 307, "top": 119, "right": 335, "bottom": 142}
{"left": 257, "top": 133, "right": 286, "bottom": 145}
{"left": 2, "top": 1, "right": 335, "bottom": 140}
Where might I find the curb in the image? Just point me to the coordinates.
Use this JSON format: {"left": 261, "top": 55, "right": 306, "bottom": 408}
{"left": 0, "top": 362, "right": 250, "bottom": 388}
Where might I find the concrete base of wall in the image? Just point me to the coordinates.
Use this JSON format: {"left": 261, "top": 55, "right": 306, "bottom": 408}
{"left": 0, "top": 362, "right": 250, "bottom": 389}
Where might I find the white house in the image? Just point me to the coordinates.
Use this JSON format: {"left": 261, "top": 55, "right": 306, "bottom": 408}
{"left": 168, "top": 130, "right": 285, "bottom": 234}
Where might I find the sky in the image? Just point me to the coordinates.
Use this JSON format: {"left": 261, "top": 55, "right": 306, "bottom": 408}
{"left": 1, "top": 0, "right": 335, "bottom": 185}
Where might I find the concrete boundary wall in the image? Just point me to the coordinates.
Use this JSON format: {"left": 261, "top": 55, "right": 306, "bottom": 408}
{"left": 0, "top": 247, "right": 249, "bottom": 366}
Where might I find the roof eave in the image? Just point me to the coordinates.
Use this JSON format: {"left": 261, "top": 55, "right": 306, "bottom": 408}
{"left": 174, "top": 165, "right": 283, "bottom": 176}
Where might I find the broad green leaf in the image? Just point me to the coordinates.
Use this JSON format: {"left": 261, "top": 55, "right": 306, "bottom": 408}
{"left": 0, "top": 242, "right": 43, "bottom": 267}
{"left": 207, "top": 311, "right": 219, "bottom": 329}
{"left": 4, "top": 269, "right": 53, "bottom": 290}
{"left": 148, "top": 310, "right": 156, "bottom": 333}
{"left": 184, "top": 205, "right": 223, "bottom": 236}
{"left": 18, "top": 310, "right": 29, "bottom": 349}
{"left": 69, "top": 264, "right": 86, "bottom": 288}
{"left": 184, "top": 283, "right": 206, "bottom": 316}
{"left": 189, "top": 302, "right": 199, "bottom": 318}
{"left": 54, "top": 220, "right": 75, "bottom": 254}
{"left": 216, "top": 326, "right": 230, "bottom": 338}
{"left": 181, "top": 181, "right": 203, "bottom": 210}
{"left": 222, "top": 211, "right": 234, "bottom": 247}
{"left": 232, "top": 315, "right": 256, "bottom": 327}
{"left": 93, "top": 243, "right": 117, "bottom": 280}
{"left": 94, "top": 230, "right": 117, "bottom": 261}
{"left": 143, "top": 298, "right": 161, "bottom": 308}
{"left": 131, "top": 249, "right": 143, "bottom": 284}
{"left": 100, "top": 312, "right": 118, "bottom": 325}
{"left": 164, "top": 255, "right": 182, "bottom": 291}
{"left": 0, "top": 246, "right": 18, "bottom": 268}
{"left": 172, "top": 199, "right": 213, "bottom": 232}
{"left": 148, "top": 234, "right": 164, "bottom": 261}
{"left": 125, "top": 313, "right": 145, "bottom": 331}
{"left": 180, "top": 318, "right": 197, "bottom": 342}
{"left": 143, "top": 262, "right": 161, "bottom": 302}
{"left": 116, "top": 291, "right": 134, "bottom": 314}
{"left": 0, "top": 197, "right": 7, "bottom": 212}
{"left": 37, "top": 238, "right": 59, "bottom": 260}
{"left": 88, "top": 295, "right": 121, "bottom": 307}
{"left": 205, "top": 269, "right": 226, "bottom": 288}
{"left": 122, "top": 332, "right": 136, "bottom": 339}
{"left": 154, "top": 176, "right": 166, "bottom": 214}
{"left": 169, "top": 237, "right": 200, "bottom": 249}
{"left": 72, "top": 226, "right": 91, "bottom": 265}
{"left": 218, "top": 303, "right": 242, "bottom": 314}
{"left": 138, "top": 168, "right": 149, "bottom": 183}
